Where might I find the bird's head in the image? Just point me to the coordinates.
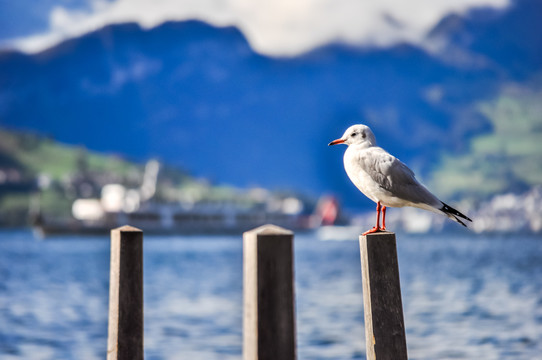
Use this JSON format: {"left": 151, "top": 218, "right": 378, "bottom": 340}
{"left": 328, "top": 124, "right": 376, "bottom": 148}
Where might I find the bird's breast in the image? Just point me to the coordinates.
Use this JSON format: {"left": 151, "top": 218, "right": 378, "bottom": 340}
{"left": 343, "top": 148, "right": 380, "bottom": 203}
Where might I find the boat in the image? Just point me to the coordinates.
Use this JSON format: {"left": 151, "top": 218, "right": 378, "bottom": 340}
{"left": 31, "top": 161, "right": 318, "bottom": 237}
{"left": 32, "top": 200, "right": 314, "bottom": 237}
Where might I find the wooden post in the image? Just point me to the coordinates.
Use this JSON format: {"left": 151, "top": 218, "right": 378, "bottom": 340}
{"left": 243, "top": 224, "right": 296, "bottom": 360}
{"left": 107, "top": 225, "right": 144, "bottom": 360}
{"left": 359, "top": 232, "right": 408, "bottom": 360}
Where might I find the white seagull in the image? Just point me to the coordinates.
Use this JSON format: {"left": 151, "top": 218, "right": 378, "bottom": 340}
{"left": 329, "top": 124, "right": 471, "bottom": 235}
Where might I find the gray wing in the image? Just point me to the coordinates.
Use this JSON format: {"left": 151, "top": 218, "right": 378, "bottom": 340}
{"left": 360, "top": 147, "right": 440, "bottom": 206}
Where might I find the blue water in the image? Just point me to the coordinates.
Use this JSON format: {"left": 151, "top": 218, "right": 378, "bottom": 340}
{"left": 0, "top": 230, "right": 541, "bottom": 360}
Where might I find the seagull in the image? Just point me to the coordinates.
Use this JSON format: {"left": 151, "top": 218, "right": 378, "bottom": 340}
{"left": 329, "top": 124, "right": 471, "bottom": 235}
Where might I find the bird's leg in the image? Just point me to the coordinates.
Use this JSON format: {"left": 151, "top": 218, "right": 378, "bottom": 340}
{"left": 381, "top": 206, "right": 386, "bottom": 231}
{"left": 363, "top": 201, "right": 383, "bottom": 235}
{"left": 375, "top": 201, "right": 381, "bottom": 229}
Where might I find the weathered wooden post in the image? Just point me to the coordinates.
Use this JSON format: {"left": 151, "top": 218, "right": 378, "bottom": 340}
{"left": 359, "top": 232, "right": 408, "bottom": 360}
{"left": 107, "top": 225, "right": 144, "bottom": 360}
{"left": 243, "top": 224, "right": 296, "bottom": 360}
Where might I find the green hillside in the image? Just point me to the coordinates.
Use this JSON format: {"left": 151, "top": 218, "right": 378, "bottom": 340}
{"left": 0, "top": 129, "right": 145, "bottom": 225}
{"left": 0, "top": 129, "right": 138, "bottom": 179}
{"left": 431, "top": 85, "right": 542, "bottom": 200}
{"left": 0, "top": 129, "right": 290, "bottom": 227}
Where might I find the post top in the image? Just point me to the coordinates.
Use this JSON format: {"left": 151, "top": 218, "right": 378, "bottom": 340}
{"left": 360, "top": 231, "right": 395, "bottom": 239}
{"left": 112, "top": 225, "right": 143, "bottom": 233}
{"left": 244, "top": 224, "right": 293, "bottom": 236}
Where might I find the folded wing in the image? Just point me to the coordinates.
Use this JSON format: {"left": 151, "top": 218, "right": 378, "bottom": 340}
{"left": 359, "top": 147, "right": 440, "bottom": 207}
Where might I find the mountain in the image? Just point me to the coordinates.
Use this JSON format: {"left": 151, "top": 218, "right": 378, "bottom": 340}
{"left": 0, "top": 0, "right": 540, "bottom": 209}
{"left": 427, "top": 0, "right": 542, "bottom": 79}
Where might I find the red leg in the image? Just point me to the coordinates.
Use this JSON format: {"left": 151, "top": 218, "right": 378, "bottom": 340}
{"left": 373, "top": 201, "right": 381, "bottom": 229}
{"left": 363, "top": 201, "right": 383, "bottom": 235}
{"left": 381, "top": 206, "right": 386, "bottom": 231}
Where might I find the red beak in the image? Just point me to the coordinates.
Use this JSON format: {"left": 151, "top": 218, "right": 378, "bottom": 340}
{"left": 328, "top": 138, "right": 345, "bottom": 146}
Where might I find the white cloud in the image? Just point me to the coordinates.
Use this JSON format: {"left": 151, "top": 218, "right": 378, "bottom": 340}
{"left": 7, "top": 0, "right": 509, "bottom": 56}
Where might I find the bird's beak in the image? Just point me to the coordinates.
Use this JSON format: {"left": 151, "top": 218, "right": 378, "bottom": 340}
{"left": 328, "top": 138, "right": 345, "bottom": 146}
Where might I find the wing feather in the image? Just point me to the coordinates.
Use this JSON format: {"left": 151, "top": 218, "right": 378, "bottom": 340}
{"left": 359, "top": 148, "right": 439, "bottom": 206}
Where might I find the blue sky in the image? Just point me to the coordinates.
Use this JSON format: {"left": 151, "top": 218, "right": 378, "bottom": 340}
{"left": 0, "top": 0, "right": 509, "bottom": 56}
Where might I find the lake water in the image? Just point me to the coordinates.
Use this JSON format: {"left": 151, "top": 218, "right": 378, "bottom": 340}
{"left": 0, "top": 230, "right": 541, "bottom": 360}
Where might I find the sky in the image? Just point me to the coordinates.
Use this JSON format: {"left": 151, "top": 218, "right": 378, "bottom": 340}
{"left": 0, "top": 0, "right": 509, "bottom": 56}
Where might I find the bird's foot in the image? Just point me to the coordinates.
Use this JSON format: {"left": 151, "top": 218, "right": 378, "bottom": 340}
{"left": 362, "top": 227, "right": 385, "bottom": 236}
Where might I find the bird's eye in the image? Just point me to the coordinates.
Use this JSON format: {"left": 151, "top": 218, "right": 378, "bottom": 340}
{"left": 351, "top": 132, "right": 357, "bottom": 137}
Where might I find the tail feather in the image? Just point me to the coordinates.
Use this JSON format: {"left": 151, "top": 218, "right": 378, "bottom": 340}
{"left": 440, "top": 202, "right": 472, "bottom": 227}
{"left": 451, "top": 215, "right": 467, "bottom": 227}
